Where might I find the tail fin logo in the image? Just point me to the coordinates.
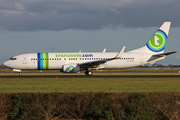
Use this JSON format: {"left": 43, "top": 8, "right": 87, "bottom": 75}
{"left": 146, "top": 29, "right": 167, "bottom": 52}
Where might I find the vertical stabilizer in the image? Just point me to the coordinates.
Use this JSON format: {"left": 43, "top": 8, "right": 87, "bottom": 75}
{"left": 129, "top": 22, "right": 171, "bottom": 53}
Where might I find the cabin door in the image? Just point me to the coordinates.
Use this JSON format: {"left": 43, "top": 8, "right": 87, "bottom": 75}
{"left": 22, "top": 56, "right": 27, "bottom": 64}
{"left": 139, "top": 55, "right": 144, "bottom": 63}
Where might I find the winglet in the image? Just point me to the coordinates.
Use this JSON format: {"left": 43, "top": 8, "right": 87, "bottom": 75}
{"left": 115, "top": 46, "right": 126, "bottom": 58}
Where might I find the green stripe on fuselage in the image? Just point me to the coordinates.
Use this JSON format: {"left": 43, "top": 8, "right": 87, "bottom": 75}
{"left": 43, "top": 53, "right": 49, "bottom": 69}
{"left": 46, "top": 53, "right": 49, "bottom": 69}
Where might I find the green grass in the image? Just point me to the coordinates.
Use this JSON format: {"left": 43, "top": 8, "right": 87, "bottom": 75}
{"left": 0, "top": 78, "right": 180, "bottom": 93}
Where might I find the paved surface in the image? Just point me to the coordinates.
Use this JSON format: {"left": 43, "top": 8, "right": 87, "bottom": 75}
{"left": 0, "top": 75, "right": 180, "bottom": 78}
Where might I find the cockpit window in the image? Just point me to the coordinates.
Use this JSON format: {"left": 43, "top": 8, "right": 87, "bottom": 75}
{"left": 9, "top": 57, "right": 17, "bottom": 60}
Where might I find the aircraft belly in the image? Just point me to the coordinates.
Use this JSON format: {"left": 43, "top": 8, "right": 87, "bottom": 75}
{"left": 28, "top": 62, "right": 37, "bottom": 69}
{"left": 18, "top": 63, "right": 36, "bottom": 69}
{"left": 35, "top": 59, "right": 64, "bottom": 70}
{"left": 49, "top": 62, "right": 63, "bottom": 69}
{"left": 104, "top": 60, "right": 139, "bottom": 69}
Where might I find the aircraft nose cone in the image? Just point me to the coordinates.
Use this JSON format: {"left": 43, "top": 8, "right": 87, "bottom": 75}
{"left": 3, "top": 61, "right": 10, "bottom": 67}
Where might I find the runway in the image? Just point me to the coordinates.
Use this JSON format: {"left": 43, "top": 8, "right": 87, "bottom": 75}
{"left": 0, "top": 75, "right": 180, "bottom": 78}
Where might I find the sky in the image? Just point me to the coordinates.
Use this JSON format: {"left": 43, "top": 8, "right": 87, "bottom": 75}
{"left": 0, "top": 0, "right": 180, "bottom": 65}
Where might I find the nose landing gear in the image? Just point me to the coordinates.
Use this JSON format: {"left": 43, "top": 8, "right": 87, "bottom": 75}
{"left": 13, "top": 69, "right": 22, "bottom": 76}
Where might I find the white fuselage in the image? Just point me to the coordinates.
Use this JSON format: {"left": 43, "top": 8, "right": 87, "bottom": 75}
{"left": 3, "top": 52, "right": 164, "bottom": 70}
{"left": 2, "top": 22, "right": 174, "bottom": 76}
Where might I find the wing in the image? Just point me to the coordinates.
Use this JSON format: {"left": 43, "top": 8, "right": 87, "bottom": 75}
{"left": 79, "top": 46, "right": 126, "bottom": 69}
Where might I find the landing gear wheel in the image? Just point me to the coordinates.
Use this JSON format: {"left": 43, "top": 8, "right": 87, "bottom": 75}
{"left": 85, "top": 70, "right": 93, "bottom": 76}
{"left": 19, "top": 72, "right": 22, "bottom": 76}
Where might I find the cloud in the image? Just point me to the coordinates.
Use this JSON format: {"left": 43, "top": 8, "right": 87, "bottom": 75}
{"left": 0, "top": 0, "right": 180, "bottom": 31}
{"left": 15, "top": 2, "right": 25, "bottom": 11}
{"left": 110, "top": 8, "right": 122, "bottom": 14}
{"left": 0, "top": 10, "right": 22, "bottom": 16}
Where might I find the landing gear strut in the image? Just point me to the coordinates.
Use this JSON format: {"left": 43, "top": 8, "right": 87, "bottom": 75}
{"left": 85, "top": 70, "right": 93, "bottom": 76}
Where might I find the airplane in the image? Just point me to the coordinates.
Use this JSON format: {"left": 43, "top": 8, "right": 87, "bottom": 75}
{"left": 3, "top": 22, "right": 176, "bottom": 76}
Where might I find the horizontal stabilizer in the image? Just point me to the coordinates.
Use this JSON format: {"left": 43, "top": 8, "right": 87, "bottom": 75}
{"left": 152, "top": 51, "right": 177, "bottom": 57}
{"left": 147, "top": 51, "right": 177, "bottom": 62}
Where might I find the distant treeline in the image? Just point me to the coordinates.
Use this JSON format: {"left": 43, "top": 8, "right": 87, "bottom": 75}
{"left": 0, "top": 92, "right": 180, "bottom": 119}
{"left": 0, "top": 65, "right": 10, "bottom": 69}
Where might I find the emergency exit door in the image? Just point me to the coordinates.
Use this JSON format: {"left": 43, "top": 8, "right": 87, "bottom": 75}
{"left": 22, "top": 56, "right": 27, "bottom": 64}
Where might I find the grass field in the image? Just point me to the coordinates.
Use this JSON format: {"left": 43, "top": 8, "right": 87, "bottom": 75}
{"left": 0, "top": 77, "right": 180, "bottom": 93}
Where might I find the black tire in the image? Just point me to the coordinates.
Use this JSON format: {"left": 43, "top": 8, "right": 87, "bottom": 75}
{"left": 19, "top": 72, "right": 22, "bottom": 76}
{"left": 85, "top": 70, "right": 93, "bottom": 76}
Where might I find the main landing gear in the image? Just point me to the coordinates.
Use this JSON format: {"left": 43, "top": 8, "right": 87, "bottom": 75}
{"left": 85, "top": 70, "right": 93, "bottom": 76}
{"left": 19, "top": 72, "right": 22, "bottom": 76}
